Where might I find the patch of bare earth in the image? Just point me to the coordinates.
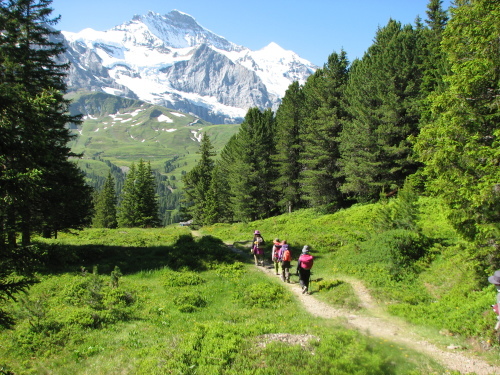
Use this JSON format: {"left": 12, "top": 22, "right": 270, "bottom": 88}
{"left": 231, "top": 244, "right": 500, "bottom": 375}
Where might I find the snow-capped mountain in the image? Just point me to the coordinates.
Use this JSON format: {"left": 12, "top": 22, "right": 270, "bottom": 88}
{"left": 60, "top": 10, "right": 317, "bottom": 124}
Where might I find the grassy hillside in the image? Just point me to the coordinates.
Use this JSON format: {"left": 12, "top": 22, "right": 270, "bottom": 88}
{"left": 68, "top": 91, "right": 240, "bottom": 182}
{"left": 0, "top": 228, "right": 447, "bottom": 374}
{"left": 201, "top": 196, "right": 500, "bottom": 349}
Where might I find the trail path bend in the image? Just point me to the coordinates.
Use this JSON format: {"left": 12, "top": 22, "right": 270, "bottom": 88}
{"left": 228, "top": 244, "right": 500, "bottom": 375}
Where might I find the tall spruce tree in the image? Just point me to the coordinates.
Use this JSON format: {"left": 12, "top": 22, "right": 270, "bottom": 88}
{"left": 93, "top": 171, "right": 118, "bottom": 229}
{"left": 419, "top": 0, "right": 450, "bottom": 124}
{"left": 227, "top": 108, "right": 277, "bottom": 222}
{"left": 300, "top": 50, "right": 350, "bottom": 209}
{"left": 0, "top": 0, "right": 92, "bottom": 326}
{"left": 136, "top": 160, "right": 160, "bottom": 227}
{"left": 215, "top": 134, "right": 241, "bottom": 222}
{"left": 274, "top": 81, "right": 306, "bottom": 213}
{"left": 182, "top": 132, "right": 217, "bottom": 225}
{"left": 339, "top": 20, "right": 424, "bottom": 201}
{"left": 414, "top": 0, "right": 500, "bottom": 262}
{"left": 118, "top": 160, "right": 160, "bottom": 227}
{"left": 117, "top": 164, "right": 138, "bottom": 228}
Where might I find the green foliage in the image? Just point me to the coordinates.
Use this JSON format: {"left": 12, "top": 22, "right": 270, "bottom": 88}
{"left": 316, "top": 279, "right": 344, "bottom": 291}
{"left": 315, "top": 279, "right": 361, "bottom": 310}
{"left": 336, "top": 229, "right": 431, "bottom": 282}
{"left": 0, "top": 0, "right": 93, "bottom": 326}
{"left": 218, "top": 107, "right": 278, "bottom": 222}
{"left": 339, "top": 20, "right": 424, "bottom": 201}
{"left": 212, "top": 261, "right": 246, "bottom": 279}
{"left": 118, "top": 160, "right": 160, "bottom": 228}
{"left": 173, "top": 292, "right": 207, "bottom": 312}
{"left": 0, "top": 227, "right": 449, "bottom": 374}
{"left": 300, "top": 50, "right": 350, "bottom": 209}
{"left": 110, "top": 266, "right": 122, "bottom": 288}
{"left": 274, "top": 81, "right": 306, "bottom": 213}
{"left": 234, "top": 281, "right": 290, "bottom": 309}
{"left": 413, "top": 0, "right": 500, "bottom": 265}
{"left": 163, "top": 270, "right": 205, "bottom": 287}
{"left": 182, "top": 132, "right": 218, "bottom": 225}
{"left": 92, "top": 171, "right": 118, "bottom": 228}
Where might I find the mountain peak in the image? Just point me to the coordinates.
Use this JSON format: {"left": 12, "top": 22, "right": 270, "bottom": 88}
{"left": 117, "top": 9, "right": 237, "bottom": 51}
{"left": 61, "top": 9, "right": 316, "bottom": 123}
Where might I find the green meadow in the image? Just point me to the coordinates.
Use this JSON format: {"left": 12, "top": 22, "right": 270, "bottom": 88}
{"left": 3, "top": 196, "right": 500, "bottom": 374}
{"left": 68, "top": 91, "right": 240, "bottom": 182}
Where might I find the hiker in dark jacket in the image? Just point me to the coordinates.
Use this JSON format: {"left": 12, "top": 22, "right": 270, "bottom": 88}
{"left": 280, "top": 240, "right": 292, "bottom": 283}
{"left": 296, "top": 245, "right": 314, "bottom": 294}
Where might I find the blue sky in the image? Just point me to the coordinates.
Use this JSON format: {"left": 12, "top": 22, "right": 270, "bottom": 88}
{"left": 50, "top": 0, "right": 452, "bottom": 67}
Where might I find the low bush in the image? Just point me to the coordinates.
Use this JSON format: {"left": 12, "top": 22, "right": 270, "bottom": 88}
{"left": 234, "top": 281, "right": 290, "bottom": 309}
{"left": 173, "top": 292, "right": 207, "bottom": 312}
{"left": 163, "top": 270, "right": 205, "bottom": 287}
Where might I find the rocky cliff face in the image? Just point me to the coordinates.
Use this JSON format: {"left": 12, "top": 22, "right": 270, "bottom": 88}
{"left": 60, "top": 10, "right": 316, "bottom": 123}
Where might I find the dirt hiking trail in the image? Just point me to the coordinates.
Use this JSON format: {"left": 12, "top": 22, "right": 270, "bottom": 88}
{"left": 228, "top": 244, "right": 500, "bottom": 375}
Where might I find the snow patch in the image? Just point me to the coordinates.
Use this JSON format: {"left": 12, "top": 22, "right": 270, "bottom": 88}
{"left": 157, "top": 114, "right": 173, "bottom": 123}
{"left": 170, "top": 112, "right": 186, "bottom": 117}
{"left": 190, "top": 129, "right": 203, "bottom": 142}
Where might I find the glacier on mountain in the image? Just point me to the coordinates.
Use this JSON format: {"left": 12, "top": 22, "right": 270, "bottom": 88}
{"left": 61, "top": 10, "right": 317, "bottom": 124}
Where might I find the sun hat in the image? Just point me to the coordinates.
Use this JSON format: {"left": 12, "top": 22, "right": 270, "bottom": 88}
{"left": 302, "top": 245, "right": 310, "bottom": 254}
{"left": 254, "top": 230, "right": 260, "bottom": 235}
{"left": 488, "top": 270, "right": 500, "bottom": 285}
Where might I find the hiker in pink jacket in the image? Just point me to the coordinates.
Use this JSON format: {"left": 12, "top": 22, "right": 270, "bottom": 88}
{"left": 251, "top": 230, "right": 265, "bottom": 266}
{"left": 296, "top": 245, "right": 314, "bottom": 294}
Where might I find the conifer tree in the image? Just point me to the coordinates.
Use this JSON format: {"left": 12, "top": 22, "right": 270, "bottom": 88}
{"left": 419, "top": 0, "right": 450, "bottom": 124}
{"left": 0, "top": 0, "right": 92, "bottom": 326}
{"left": 118, "top": 160, "right": 160, "bottom": 228}
{"left": 300, "top": 50, "right": 350, "bottom": 209}
{"left": 414, "top": 0, "right": 500, "bottom": 260}
{"left": 118, "top": 164, "right": 139, "bottom": 228}
{"left": 274, "top": 81, "right": 306, "bottom": 213}
{"left": 339, "top": 20, "right": 424, "bottom": 201}
{"left": 136, "top": 160, "right": 160, "bottom": 227}
{"left": 93, "top": 171, "right": 118, "bottom": 229}
{"left": 227, "top": 108, "right": 277, "bottom": 222}
{"left": 215, "top": 134, "right": 241, "bottom": 222}
{"left": 182, "top": 132, "right": 216, "bottom": 225}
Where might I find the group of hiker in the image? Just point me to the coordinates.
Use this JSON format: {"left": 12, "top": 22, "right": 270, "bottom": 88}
{"left": 251, "top": 230, "right": 314, "bottom": 295}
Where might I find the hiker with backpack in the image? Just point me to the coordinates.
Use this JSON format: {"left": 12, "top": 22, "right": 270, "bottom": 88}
{"left": 251, "top": 230, "right": 265, "bottom": 266}
{"left": 271, "top": 238, "right": 282, "bottom": 275}
{"left": 296, "top": 245, "right": 314, "bottom": 294}
{"left": 280, "top": 240, "right": 292, "bottom": 283}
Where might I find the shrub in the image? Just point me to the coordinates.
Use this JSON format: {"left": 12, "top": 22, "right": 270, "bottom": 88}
{"left": 173, "top": 292, "right": 207, "bottom": 312}
{"left": 235, "top": 281, "right": 290, "bottom": 309}
{"left": 212, "top": 262, "right": 246, "bottom": 279}
{"left": 163, "top": 271, "right": 205, "bottom": 287}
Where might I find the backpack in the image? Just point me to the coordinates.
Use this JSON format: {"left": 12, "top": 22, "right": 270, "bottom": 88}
{"left": 272, "top": 242, "right": 282, "bottom": 261}
{"left": 300, "top": 254, "right": 313, "bottom": 269}
{"left": 282, "top": 247, "right": 291, "bottom": 262}
{"left": 254, "top": 236, "right": 264, "bottom": 247}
